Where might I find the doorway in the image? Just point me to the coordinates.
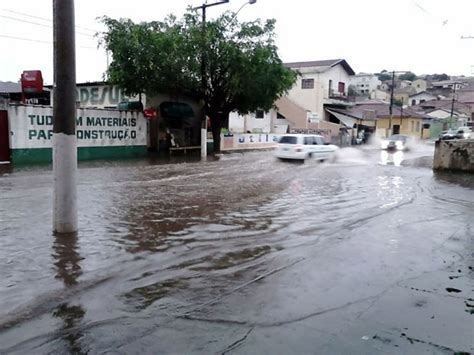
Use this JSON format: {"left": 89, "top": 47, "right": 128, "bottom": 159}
{"left": 393, "top": 124, "right": 400, "bottom": 135}
{"left": 0, "top": 111, "right": 10, "bottom": 162}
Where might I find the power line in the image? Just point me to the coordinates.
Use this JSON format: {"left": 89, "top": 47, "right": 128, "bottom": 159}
{"left": 0, "top": 34, "right": 96, "bottom": 49}
{"left": 0, "top": 14, "right": 96, "bottom": 37}
{"left": 3, "top": 8, "right": 99, "bottom": 33}
{"left": 0, "top": 33, "right": 50, "bottom": 44}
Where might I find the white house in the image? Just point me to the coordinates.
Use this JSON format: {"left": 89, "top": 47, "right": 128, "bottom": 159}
{"left": 349, "top": 73, "right": 381, "bottom": 96}
{"left": 408, "top": 91, "right": 437, "bottom": 106}
{"left": 228, "top": 59, "right": 355, "bottom": 138}
{"left": 426, "top": 108, "right": 470, "bottom": 126}
{"left": 283, "top": 59, "right": 355, "bottom": 122}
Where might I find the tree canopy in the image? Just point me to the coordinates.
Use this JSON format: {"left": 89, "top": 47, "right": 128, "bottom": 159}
{"left": 398, "top": 71, "right": 417, "bottom": 81}
{"left": 425, "top": 73, "right": 450, "bottom": 81}
{"left": 99, "top": 10, "right": 297, "bottom": 151}
{"left": 376, "top": 72, "right": 392, "bottom": 82}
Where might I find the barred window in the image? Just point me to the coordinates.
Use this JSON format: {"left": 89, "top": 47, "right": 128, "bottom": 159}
{"left": 302, "top": 78, "right": 314, "bottom": 89}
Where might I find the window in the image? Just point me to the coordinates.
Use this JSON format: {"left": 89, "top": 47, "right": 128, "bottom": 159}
{"left": 304, "top": 136, "right": 314, "bottom": 145}
{"left": 411, "top": 99, "right": 416, "bottom": 106}
{"left": 416, "top": 121, "right": 421, "bottom": 132}
{"left": 420, "top": 99, "right": 426, "bottom": 103}
{"left": 302, "top": 78, "right": 314, "bottom": 89}
{"left": 315, "top": 136, "right": 326, "bottom": 145}
{"left": 255, "top": 110, "right": 264, "bottom": 119}
{"left": 279, "top": 136, "right": 297, "bottom": 144}
{"left": 338, "top": 82, "right": 345, "bottom": 93}
{"left": 277, "top": 112, "right": 286, "bottom": 119}
{"left": 328, "top": 80, "right": 333, "bottom": 96}
{"left": 411, "top": 121, "right": 415, "bottom": 132}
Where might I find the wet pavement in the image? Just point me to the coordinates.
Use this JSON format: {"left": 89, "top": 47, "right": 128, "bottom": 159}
{"left": 0, "top": 144, "right": 473, "bottom": 354}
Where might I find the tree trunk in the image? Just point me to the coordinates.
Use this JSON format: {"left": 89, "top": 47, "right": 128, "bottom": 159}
{"left": 209, "top": 110, "right": 231, "bottom": 154}
{"left": 210, "top": 114, "right": 222, "bottom": 153}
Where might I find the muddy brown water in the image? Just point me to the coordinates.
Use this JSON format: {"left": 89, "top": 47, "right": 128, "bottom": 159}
{"left": 0, "top": 146, "right": 473, "bottom": 354}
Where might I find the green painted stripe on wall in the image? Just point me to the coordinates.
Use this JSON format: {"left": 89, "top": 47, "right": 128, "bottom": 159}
{"left": 11, "top": 146, "right": 148, "bottom": 165}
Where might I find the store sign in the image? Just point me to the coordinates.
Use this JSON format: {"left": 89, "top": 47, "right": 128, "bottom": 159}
{"left": 76, "top": 85, "right": 125, "bottom": 107}
{"left": 8, "top": 105, "right": 147, "bottom": 149}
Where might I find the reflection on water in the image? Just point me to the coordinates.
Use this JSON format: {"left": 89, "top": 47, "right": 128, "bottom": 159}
{"left": 380, "top": 150, "right": 404, "bottom": 166}
{"left": 434, "top": 171, "right": 474, "bottom": 189}
{"left": 53, "top": 233, "right": 83, "bottom": 286}
{"left": 52, "top": 233, "right": 86, "bottom": 354}
{"left": 52, "top": 303, "right": 86, "bottom": 355}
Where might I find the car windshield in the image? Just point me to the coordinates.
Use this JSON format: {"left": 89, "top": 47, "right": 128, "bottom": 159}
{"left": 389, "top": 135, "right": 406, "bottom": 141}
{"left": 279, "top": 136, "right": 298, "bottom": 144}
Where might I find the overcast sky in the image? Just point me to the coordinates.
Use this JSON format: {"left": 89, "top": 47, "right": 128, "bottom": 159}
{"left": 1, "top": 0, "right": 473, "bottom": 84}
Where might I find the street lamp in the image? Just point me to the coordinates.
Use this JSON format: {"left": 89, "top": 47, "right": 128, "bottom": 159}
{"left": 231, "top": 0, "right": 256, "bottom": 21}
{"left": 194, "top": 0, "right": 230, "bottom": 158}
{"left": 194, "top": 0, "right": 256, "bottom": 158}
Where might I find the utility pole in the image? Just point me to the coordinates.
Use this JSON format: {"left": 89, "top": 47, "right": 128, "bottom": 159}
{"left": 53, "top": 0, "right": 77, "bottom": 233}
{"left": 449, "top": 83, "right": 457, "bottom": 129}
{"left": 194, "top": 0, "right": 230, "bottom": 159}
{"left": 400, "top": 97, "right": 403, "bottom": 132}
{"left": 388, "top": 70, "right": 395, "bottom": 137}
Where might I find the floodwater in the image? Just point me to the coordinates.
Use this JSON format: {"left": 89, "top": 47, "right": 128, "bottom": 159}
{"left": 0, "top": 144, "right": 473, "bottom": 354}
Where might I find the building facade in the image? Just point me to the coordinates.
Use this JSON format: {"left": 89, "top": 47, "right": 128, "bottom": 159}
{"left": 349, "top": 73, "right": 381, "bottom": 96}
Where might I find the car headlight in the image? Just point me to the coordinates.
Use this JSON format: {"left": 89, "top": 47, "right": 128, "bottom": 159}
{"left": 381, "top": 141, "right": 389, "bottom": 148}
{"left": 395, "top": 141, "right": 404, "bottom": 148}
{"left": 463, "top": 133, "right": 469, "bottom": 138}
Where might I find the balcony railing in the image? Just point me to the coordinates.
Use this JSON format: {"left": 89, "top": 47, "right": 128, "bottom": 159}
{"left": 328, "top": 91, "right": 355, "bottom": 102}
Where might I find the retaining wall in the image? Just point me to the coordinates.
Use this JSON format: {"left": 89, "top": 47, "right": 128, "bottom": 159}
{"left": 433, "top": 139, "right": 474, "bottom": 172}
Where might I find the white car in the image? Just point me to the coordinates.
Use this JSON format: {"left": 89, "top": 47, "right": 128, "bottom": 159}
{"left": 274, "top": 134, "right": 338, "bottom": 161}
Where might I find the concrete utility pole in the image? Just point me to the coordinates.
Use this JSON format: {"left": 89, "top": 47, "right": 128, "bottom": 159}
{"left": 53, "top": 0, "right": 77, "bottom": 233}
{"left": 388, "top": 71, "right": 395, "bottom": 137}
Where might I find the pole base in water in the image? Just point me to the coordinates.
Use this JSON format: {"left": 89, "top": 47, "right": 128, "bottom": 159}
{"left": 53, "top": 133, "right": 77, "bottom": 233}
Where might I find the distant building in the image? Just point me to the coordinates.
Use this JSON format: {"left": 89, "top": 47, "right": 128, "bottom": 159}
{"left": 412, "top": 79, "right": 428, "bottom": 93}
{"left": 408, "top": 91, "right": 437, "bottom": 106}
{"left": 349, "top": 73, "right": 381, "bottom": 96}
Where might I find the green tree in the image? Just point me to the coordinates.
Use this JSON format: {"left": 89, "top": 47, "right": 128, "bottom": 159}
{"left": 398, "top": 72, "right": 417, "bottom": 81}
{"left": 428, "top": 73, "right": 449, "bottom": 81}
{"left": 377, "top": 71, "right": 392, "bottom": 81}
{"left": 100, "top": 11, "right": 297, "bottom": 152}
{"left": 393, "top": 98, "right": 404, "bottom": 107}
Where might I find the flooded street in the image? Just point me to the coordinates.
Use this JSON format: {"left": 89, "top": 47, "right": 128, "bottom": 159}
{"left": 0, "top": 145, "right": 473, "bottom": 354}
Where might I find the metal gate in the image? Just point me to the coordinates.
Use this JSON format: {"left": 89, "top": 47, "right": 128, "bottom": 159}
{"left": 0, "top": 111, "right": 10, "bottom": 162}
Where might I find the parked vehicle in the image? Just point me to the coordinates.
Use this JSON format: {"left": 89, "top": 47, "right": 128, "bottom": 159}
{"left": 380, "top": 134, "right": 413, "bottom": 151}
{"left": 439, "top": 129, "right": 457, "bottom": 140}
{"left": 439, "top": 127, "right": 472, "bottom": 140}
{"left": 274, "top": 134, "right": 338, "bottom": 161}
{"left": 454, "top": 127, "right": 472, "bottom": 139}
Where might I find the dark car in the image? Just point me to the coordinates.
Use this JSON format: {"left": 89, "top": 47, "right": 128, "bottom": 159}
{"left": 380, "top": 134, "right": 412, "bottom": 151}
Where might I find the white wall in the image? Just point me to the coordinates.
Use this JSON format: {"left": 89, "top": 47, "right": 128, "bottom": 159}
{"left": 228, "top": 110, "right": 291, "bottom": 133}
